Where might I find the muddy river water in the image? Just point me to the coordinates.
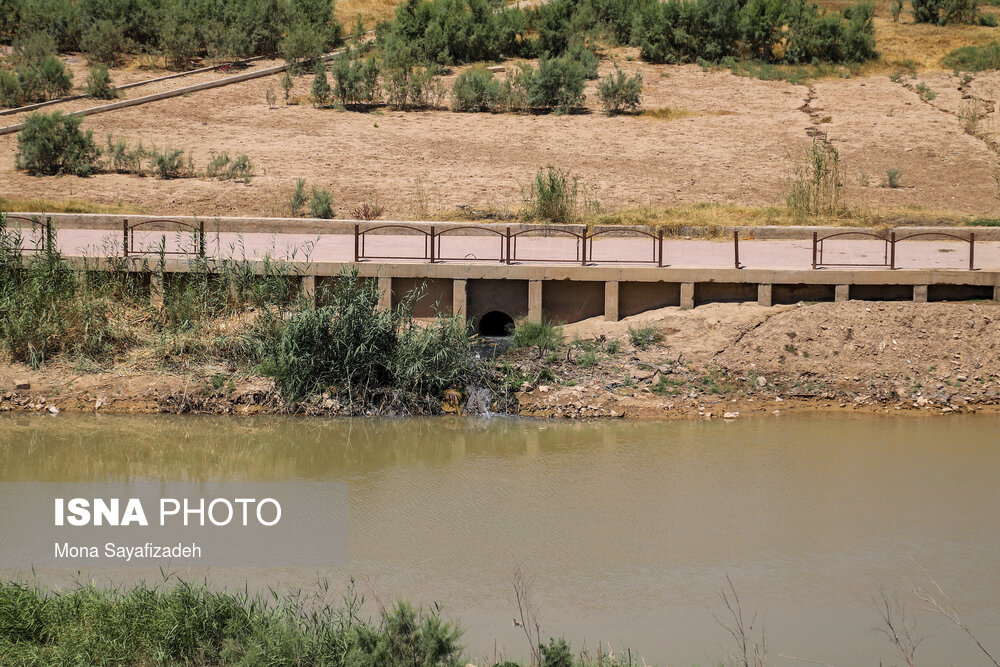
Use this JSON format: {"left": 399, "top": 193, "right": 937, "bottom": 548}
{"left": 1, "top": 413, "right": 998, "bottom": 665}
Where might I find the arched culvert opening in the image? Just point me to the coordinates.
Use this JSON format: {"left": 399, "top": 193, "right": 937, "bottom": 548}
{"left": 478, "top": 310, "right": 515, "bottom": 336}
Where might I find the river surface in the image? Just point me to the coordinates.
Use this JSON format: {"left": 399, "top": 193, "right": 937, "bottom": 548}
{"left": 1, "top": 413, "right": 998, "bottom": 665}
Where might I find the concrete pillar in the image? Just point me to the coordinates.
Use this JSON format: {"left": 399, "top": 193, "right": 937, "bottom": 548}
{"left": 299, "top": 275, "right": 315, "bottom": 304}
{"left": 913, "top": 284, "right": 928, "bottom": 303}
{"left": 528, "top": 280, "right": 543, "bottom": 323}
{"left": 680, "top": 282, "right": 695, "bottom": 309}
{"left": 378, "top": 276, "right": 392, "bottom": 311}
{"left": 757, "top": 283, "right": 772, "bottom": 307}
{"left": 995, "top": 285, "right": 1000, "bottom": 302}
{"left": 604, "top": 280, "right": 620, "bottom": 322}
{"left": 453, "top": 279, "right": 467, "bottom": 319}
{"left": 835, "top": 284, "right": 850, "bottom": 302}
{"left": 150, "top": 272, "right": 164, "bottom": 310}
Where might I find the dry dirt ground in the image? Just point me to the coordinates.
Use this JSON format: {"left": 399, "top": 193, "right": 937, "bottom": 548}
{"left": 2, "top": 301, "right": 998, "bottom": 420}
{"left": 3, "top": 43, "right": 1000, "bottom": 221}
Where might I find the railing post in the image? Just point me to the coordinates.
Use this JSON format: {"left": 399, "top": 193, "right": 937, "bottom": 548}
{"left": 734, "top": 230, "right": 740, "bottom": 269}
{"left": 505, "top": 227, "right": 512, "bottom": 265}
{"left": 123, "top": 219, "right": 129, "bottom": 257}
{"left": 354, "top": 224, "right": 360, "bottom": 262}
{"left": 429, "top": 226, "right": 436, "bottom": 263}
{"left": 198, "top": 221, "right": 205, "bottom": 257}
{"left": 970, "top": 232, "right": 975, "bottom": 271}
{"left": 581, "top": 230, "right": 587, "bottom": 266}
{"left": 44, "top": 216, "right": 52, "bottom": 254}
{"left": 890, "top": 231, "right": 896, "bottom": 270}
{"left": 657, "top": 229, "right": 663, "bottom": 268}
{"left": 811, "top": 231, "right": 817, "bottom": 270}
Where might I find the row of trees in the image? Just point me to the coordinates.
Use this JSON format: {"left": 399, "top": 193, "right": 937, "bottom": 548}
{"left": 379, "top": 0, "right": 878, "bottom": 68}
{"left": 0, "top": 0, "right": 341, "bottom": 68}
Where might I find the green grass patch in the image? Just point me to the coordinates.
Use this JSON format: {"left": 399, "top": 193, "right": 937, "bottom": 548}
{"left": 943, "top": 42, "right": 1000, "bottom": 71}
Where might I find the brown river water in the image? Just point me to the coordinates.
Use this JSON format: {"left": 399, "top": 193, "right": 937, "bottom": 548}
{"left": 0, "top": 413, "right": 998, "bottom": 665}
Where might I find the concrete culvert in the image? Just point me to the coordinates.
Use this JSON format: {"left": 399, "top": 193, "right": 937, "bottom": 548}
{"left": 478, "top": 311, "right": 515, "bottom": 336}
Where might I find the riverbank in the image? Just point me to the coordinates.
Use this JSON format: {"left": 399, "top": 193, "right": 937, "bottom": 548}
{"left": 2, "top": 300, "right": 997, "bottom": 419}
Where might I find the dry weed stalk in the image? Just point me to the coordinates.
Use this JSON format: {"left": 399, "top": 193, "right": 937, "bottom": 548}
{"left": 713, "top": 574, "right": 766, "bottom": 667}
{"left": 915, "top": 576, "right": 1000, "bottom": 667}
{"left": 872, "top": 587, "right": 922, "bottom": 667}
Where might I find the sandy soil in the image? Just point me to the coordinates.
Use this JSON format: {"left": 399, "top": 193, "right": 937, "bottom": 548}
{"left": 514, "top": 300, "right": 1000, "bottom": 419}
{"left": 2, "top": 53, "right": 1000, "bottom": 220}
{"left": 2, "top": 301, "right": 998, "bottom": 420}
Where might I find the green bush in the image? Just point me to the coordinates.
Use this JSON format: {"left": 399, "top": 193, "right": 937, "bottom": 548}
{"left": 85, "top": 64, "right": 118, "bottom": 99}
{"left": 539, "top": 637, "right": 574, "bottom": 667}
{"left": 943, "top": 42, "right": 1000, "bottom": 70}
{"left": 309, "top": 186, "right": 334, "bottom": 218}
{"left": 206, "top": 152, "right": 253, "bottom": 183}
{"left": 885, "top": 167, "right": 901, "bottom": 188}
{"left": 311, "top": 60, "right": 331, "bottom": 106}
{"left": 104, "top": 134, "right": 147, "bottom": 174}
{"left": 633, "top": 0, "right": 876, "bottom": 65}
{"left": 290, "top": 177, "right": 308, "bottom": 214}
{"left": 281, "top": 23, "right": 327, "bottom": 66}
{"left": 528, "top": 54, "right": 585, "bottom": 113}
{"left": 597, "top": 67, "right": 642, "bottom": 114}
{"left": 523, "top": 166, "right": 580, "bottom": 222}
{"left": 82, "top": 19, "right": 129, "bottom": 65}
{"left": 381, "top": 0, "right": 531, "bottom": 66}
{"left": 912, "top": 0, "right": 981, "bottom": 23}
{"left": 450, "top": 67, "right": 503, "bottom": 112}
{"left": 628, "top": 323, "right": 663, "bottom": 349}
{"left": 149, "top": 147, "right": 191, "bottom": 179}
{"left": 510, "top": 319, "right": 563, "bottom": 358}
{"left": 272, "top": 271, "right": 480, "bottom": 407}
{"left": 15, "top": 111, "right": 100, "bottom": 177}
{"left": 565, "top": 39, "right": 599, "bottom": 79}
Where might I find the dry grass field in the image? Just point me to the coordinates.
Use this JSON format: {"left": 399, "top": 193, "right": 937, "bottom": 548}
{"left": 2, "top": 1, "right": 1000, "bottom": 224}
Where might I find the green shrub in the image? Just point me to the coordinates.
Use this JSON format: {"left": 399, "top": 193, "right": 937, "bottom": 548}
{"left": 628, "top": 323, "right": 663, "bottom": 349}
{"left": 913, "top": 0, "right": 981, "bottom": 23}
{"left": 633, "top": 0, "right": 876, "bottom": 65}
{"left": 915, "top": 81, "right": 937, "bottom": 100}
{"left": 82, "top": 19, "right": 128, "bottom": 65}
{"left": 149, "top": 148, "right": 190, "bottom": 179}
{"left": 597, "top": 67, "right": 642, "bottom": 114}
{"left": 381, "top": 0, "right": 531, "bottom": 66}
{"left": 15, "top": 111, "right": 100, "bottom": 177}
{"left": 451, "top": 67, "right": 503, "bottom": 112}
{"left": 943, "top": 42, "right": 1000, "bottom": 70}
{"left": 272, "top": 271, "right": 480, "bottom": 407}
{"left": 885, "top": 167, "right": 901, "bottom": 188}
{"left": 104, "top": 135, "right": 146, "bottom": 175}
{"left": 206, "top": 152, "right": 254, "bottom": 183}
{"left": 159, "top": 15, "right": 199, "bottom": 69}
{"left": 290, "top": 178, "right": 308, "bottom": 215}
{"left": 539, "top": 637, "right": 574, "bottom": 667}
{"left": 280, "top": 23, "right": 327, "bottom": 66}
{"left": 528, "top": 54, "right": 585, "bottom": 113}
{"left": 85, "top": 65, "right": 118, "bottom": 99}
{"left": 309, "top": 186, "right": 334, "bottom": 218}
{"left": 565, "top": 39, "right": 599, "bottom": 79}
{"left": 311, "top": 61, "right": 331, "bottom": 106}
{"left": 510, "top": 319, "right": 563, "bottom": 358}
{"left": 523, "top": 166, "right": 580, "bottom": 223}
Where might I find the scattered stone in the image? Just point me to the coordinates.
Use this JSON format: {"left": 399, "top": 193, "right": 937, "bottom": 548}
{"left": 756, "top": 375, "right": 767, "bottom": 387}
{"left": 47, "top": 405, "right": 59, "bottom": 415}
{"left": 14, "top": 380, "right": 31, "bottom": 390}
{"left": 723, "top": 411, "right": 739, "bottom": 419}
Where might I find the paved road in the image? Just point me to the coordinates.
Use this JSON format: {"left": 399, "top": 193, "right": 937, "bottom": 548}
{"left": 17, "top": 228, "right": 998, "bottom": 271}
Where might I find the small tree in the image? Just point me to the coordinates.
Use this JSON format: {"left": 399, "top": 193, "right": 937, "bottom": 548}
{"left": 597, "top": 67, "right": 642, "bottom": 115}
{"left": 528, "top": 55, "right": 585, "bottom": 114}
{"left": 311, "top": 61, "right": 331, "bottom": 107}
{"left": 85, "top": 65, "right": 119, "bottom": 100}
{"left": 16, "top": 111, "right": 100, "bottom": 177}
{"left": 281, "top": 68, "right": 294, "bottom": 101}
{"left": 450, "top": 67, "right": 502, "bottom": 112}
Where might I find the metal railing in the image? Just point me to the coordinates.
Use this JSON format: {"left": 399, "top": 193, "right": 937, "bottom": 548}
{"left": 123, "top": 219, "right": 206, "bottom": 257}
{"left": 812, "top": 230, "right": 977, "bottom": 270}
{"left": 6, "top": 214, "right": 52, "bottom": 254}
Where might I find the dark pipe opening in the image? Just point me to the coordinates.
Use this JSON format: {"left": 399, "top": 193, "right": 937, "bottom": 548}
{"left": 478, "top": 310, "right": 515, "bottom": 336}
